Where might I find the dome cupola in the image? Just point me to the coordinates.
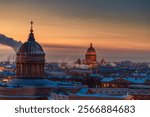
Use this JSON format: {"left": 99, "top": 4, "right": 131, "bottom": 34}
{"left": 17, "top": 21, "right": 45, "bottom": 57}
{"left": 87, "top": 43, "right": 96, "bottom": 53}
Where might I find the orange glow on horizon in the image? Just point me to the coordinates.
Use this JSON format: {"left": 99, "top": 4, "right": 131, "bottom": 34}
{"left": 0, "top": 16, "right": 149, "bottom": 52}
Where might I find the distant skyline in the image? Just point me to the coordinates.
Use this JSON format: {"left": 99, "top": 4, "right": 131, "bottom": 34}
{"left": 0, "top": 0, "right": 150, "bottom": 62}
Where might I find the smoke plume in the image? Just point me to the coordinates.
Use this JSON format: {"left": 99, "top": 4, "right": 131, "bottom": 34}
{"left": 0, "top": 34, "right": 22, "bottom": 52}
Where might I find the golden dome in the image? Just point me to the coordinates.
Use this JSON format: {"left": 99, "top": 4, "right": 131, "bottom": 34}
{"left": 87, "top": 43, "right": 96, "bottom": 54}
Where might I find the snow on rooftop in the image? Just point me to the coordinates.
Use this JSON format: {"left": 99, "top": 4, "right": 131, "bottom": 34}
{"left": 7, "top": 79, "right": 58, "bottom": 87}
{"left": 101, "top": 77, "right": 116, "bottom": 82}
{"left": 77, "top": 88, "right": 89, "bottom": 94}
{"left": 0, "top": 82, "right": 4, "bottom": 85}
{"left": 45, "top": 70, "right": 66, "bottom": 76}
{"left": 90, "top": 74, "right": 100, "bottom": 77}
{"left": 76, "top": 93, "right": 130, "bottom": 99}
{"left": 74, "top": 64, "right": 89, "bottom": 69}
{"left": 124, "top": 77, "right": 145, "bottom": 84}
{"left": 129, "top": 84, "right": 150, "bottom": 89}
{"left": 69, "top": 69, "right": 91, "bottom": 73}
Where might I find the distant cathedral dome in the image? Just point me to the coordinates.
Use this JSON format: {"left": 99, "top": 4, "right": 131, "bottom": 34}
{"left": 87, "top": 43, "right": 96, "bottom": 53}
{"left": 85, "top": 43, "right": 97, "bottom": 67}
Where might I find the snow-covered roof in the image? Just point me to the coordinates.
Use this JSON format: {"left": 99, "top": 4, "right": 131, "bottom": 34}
{"left": 7, "top": 79, "right": 58, "bottom": 87}
{"left": 0, "top": 82, "right": 4, "bottom": 85}
{"left": 69, "top": 69, "right": 91, "bottom": 73}
{"left": 0, "top": 64, "right": 5, "bottom": 67}
{"left": 77, "top": 88, "right": 88, "bottom": 94}
{"left": 124, "top": 77, "right": 145, "bottom": 84}
{"left": 0, "top": 95, "right": 47, "bottom": 99}
{"left": 90, "top": 74, "right": 100, "bottom": 77}
{"left": 101, "top": 77, "right": 116, "bottom": 82}
{"left": 45, "top": 70, "right": 66, "bottom": 76}
{"left": 129, "top": 84, "right": 150, "bottom": 89}
{"left": 76, "top": 93, "right": 131, "bottom": 99}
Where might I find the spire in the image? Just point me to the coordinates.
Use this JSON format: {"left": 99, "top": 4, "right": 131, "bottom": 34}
{"left": 28, "top": 21, "right": 35, "bottom": 41}
{"left": 30, "top": 21, "right": 33, "bottom": 33}
{"left": 90, "top": 43, "right": 92, "bottom": 47}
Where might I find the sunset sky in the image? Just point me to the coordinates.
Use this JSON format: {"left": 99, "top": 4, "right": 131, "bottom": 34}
{"left": 0, "top": 0, "right": 150, "bottom": 62}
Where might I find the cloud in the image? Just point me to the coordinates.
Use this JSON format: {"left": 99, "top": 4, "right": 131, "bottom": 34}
{"left": 1, "top": 0, "right": 149, "bottom": 25}
{"left": 32, "top": 0, "right": 150, "bottom": 25}
{"left": 42, "top": 43, "right": 84, "bottom": 50}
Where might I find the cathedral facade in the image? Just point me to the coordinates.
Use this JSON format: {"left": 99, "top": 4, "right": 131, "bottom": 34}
{"left": 76, "top": 43, "right": 98, "bottom": 68}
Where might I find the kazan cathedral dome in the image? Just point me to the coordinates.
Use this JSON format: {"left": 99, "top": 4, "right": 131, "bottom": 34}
{"left": 85, "top": 43, "right": 97, "bottom": 67}
{"left": 16, "top": 21, "right": 45, "bottom": 79}
{"left": 7, "top": 22, "right": 55, "bottom": 87}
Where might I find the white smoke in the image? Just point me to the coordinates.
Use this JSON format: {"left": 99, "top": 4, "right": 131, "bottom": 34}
{"left": 109, "top": 62, "right": 116, "bottom": 67}
{"left": 52, "top": 57, "right": 89, "bottom": 69}
{"left": 74, "top": 64, "right": 89, "bottom": 69}
{"left": 0, "top": 34, "right": 22, "bottom": 52}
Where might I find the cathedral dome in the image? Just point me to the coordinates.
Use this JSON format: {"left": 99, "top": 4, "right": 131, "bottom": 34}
{"left": 17, "top": 22, "right": 45, "bottom": 57}
{"left": 85, "top": 43, "right": 97, "bottom": 67}
{"left": 87, "top": 43, "right": 96, "bottom": 53}
{"left": 17, "top": 41, "right": 45, "bottom": 56}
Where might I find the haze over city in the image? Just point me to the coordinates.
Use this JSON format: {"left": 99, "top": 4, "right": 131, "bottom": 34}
{"left": 0, "top": 0, "right": 150, "bottom": 62}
